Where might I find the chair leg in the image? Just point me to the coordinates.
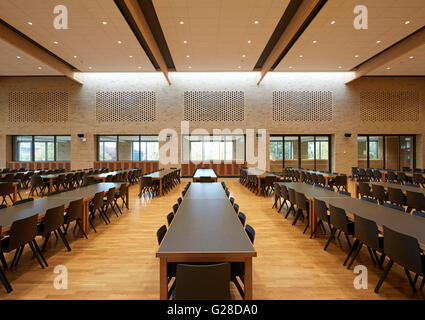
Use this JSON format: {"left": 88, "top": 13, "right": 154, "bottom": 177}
{"left": 374, "top": 260, "right": 394, "bottom": 293}
{"left": 57, "top": 229, "right": 71, "bottom": 252}
{"left": 292, "top": 209, "right": 303, "bottom": 226}
{"left": 89, "top": 217, "right": 97, "bottom": 232}
{"left": 366, "top": 247, "right": 376, "bottom": 266}
{"left": 0, "top": 252, "right": 8, "bottom": 269}
{"left": 347, "top": 242, "right": 364, "bottom": 270}
{"left": 28, "top": 241, "right": 45, "bottom": 269}
{"left": 41, "top": 233, "right": 51, "bottom": 251}
{"left": 310, "top": 221, "right": 321, "bottom": 239}
{"left": 344, "top": 239, "right": 359, "bottom": 266}
{"left": 114, "top": 200, "right": 122, "bottom": 214}
{"left": 76, "top": 220, "right": 88, "bottom": 239}
{"left": 324, "top": 228, "right": 336, "bottom": 251}
{"left": 32, "top": 240, "right": 48, "bottom": 267}
{"left": 13, "top": 246, "right": 25, "bottom": 269}
{"left": 0, "top": 266, "right": 12, "bottom": 293}
{"left": 420, "top": 277, "right": 425, "bottom": 291}
{"left": 344, "top": 233, "right": 352, "bottom": 248}
{"left": 404, "top": 269, "right": 417, "bottom": 292}
{"left": 9, "top": 247, "right": 20, "bottom": 271}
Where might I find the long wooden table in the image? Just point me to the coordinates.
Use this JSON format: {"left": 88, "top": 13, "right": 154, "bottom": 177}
{"left": 141, "top": 169, "right": 179, "bottom": 196}
{"left": 295, "top": 169, "right": 348, "bottom": 190}
{"left": 90, "top": 169, "right": 134, "bottom": 182}
{"left": 380, "top": 169, "right": 425, "bottom": 182}
{"left": 192, "top": 168, "right": 217, "bottom": 182}
{"left": 279, "top": 182, "right": 425, "bottom": 245}
{"left": 241, "top": 168, "right": 280, "bottom": 195}
{"left": 156, "top": 183, "right": 257, "bottom": 299}
{"left": 40, "top": 174, "right": 65, "bottom": 192}
{"left": 0, "top": 183, "right": 128, "bottom": 236}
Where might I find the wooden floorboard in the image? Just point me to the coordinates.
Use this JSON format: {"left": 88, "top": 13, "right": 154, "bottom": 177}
{"left": 0, "top": 178, "right": 423, "bottom": 299}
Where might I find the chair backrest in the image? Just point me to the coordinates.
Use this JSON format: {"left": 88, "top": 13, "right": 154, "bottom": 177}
{"left": 42, "top": 205, "right": 65, "bottom": 234}
{"left": 288, "top": 188, "right": 296, "bottom": 203}
{"left": 177, "top": 197, "right": 182, "bottom": 205}
{"left": 314, "top": 199, "right": 328, "bottom": 221}
{"left": 0, "top": 182, "right": 14, "bottom": 197}
{"left": 413, "top": 173, "right": 424, "bottom": 184}
{"left": 245, "top": 224, "right": 255, "bottom": 244}
{"left": 406, "top": 191, "right": 425, "bottom": 212}
{"left": 118, "top": 184, "right": 126, "bottom": 197}
{"left": 174, "top": 263, "right": 231, "bottom": 300}
{"left": 31, "top": 174, "right": 42, "bottom": 186}
{"left": 93, "top": 192, "right": 104, "bottom": 210}
{"left": 106, "top": 188, "right": 115, "bottom": 203}
{"left": 172, "top": 203, "right": 179, "bottom": 214}
{"left": 329, "top": 205, "right": 349, "bottom": 232}
{"left": 371, "top": 184, "right": 386, "bottom": 202}
{"left": 386, "top": 171, "right": 396, "bottom": 181}
{"left": 156, "top": 225, "right": 167, "bottom": 245}
{"left": 358, "top": 182, "right": 371, "bottom": 197}
{"left": 166, "top": 212, "right": 174, "bottom": 226}
{"left": 238, "top": 212, "right": 246, "bottom": 226}
{"left": 233, "top": 203, "right": 239, "bottom": 214}
{"left": 229, "top": 197, "right": 235, "bottom": 205}
{"left": 353, "top": 214, "right": 381, "bottom": 251}
{"left": 6, "top": 214, "right": 39, "bottom": 251}
{"left": 295, "top": 192, "right": 308, "bottom": 211}
{"left": 67, "top": 199, "right": 84, "bottom": 221}
{"left": 387, "top": 187, "right": 405, "bottom": 205}
{"left": 383, "top": 225, "right": 422, "bottom": 274}
{"left": 264, "top": 176, "right": 277, "bottom": 186}
{"left": 382, "top": 202, "right": 405, "bottom": 212}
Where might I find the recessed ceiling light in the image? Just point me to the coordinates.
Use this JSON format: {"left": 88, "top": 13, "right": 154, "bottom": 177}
{"left": 73, "top": 55, "right": 77, "bottom": 59}
{"left": 242, "top": 54, "right": 246, "bottom": 58}
{"left": 238, "top": 66, "right": 241, "bottom": 69}
{"left": 16, "top": 56, "right": 21, "bottom": 59}
{"left": 254, "top": 20, "right": 259, "bottom": 24}
{"left": 376, "top": 40, "right": 381, "bottom": 44}
{"left": 338, "top": 66, "right": 342, "bottom": 69}
{"left": 288, "top": 66, "right": 293, "bottom": 69}
{"left": 179, "top": 21, "right": 184, "bottom": 24}
{"left": 37, "top": 66, "right": 42, "bottom": 70}
{"left": 53, "top": 41, "right": 58, "bottom": 44}
{"left": 409, "top": 56, "right": 414, "bottom": 59}
{"left": 330, "top": 20, "right": 335, "bottom": 24}
{"left": 188, "top": 66, "right": 192, "bottom": 69}
{"left": 186, "top": 55, "right": 190, "bottom": 58}
{"left": 299, "top": 55, "right": 303, "bottom": 58}
{"left": 247, "top": 40, "right": 252, "bottom": 44}
{"left": 129, "top": 55, "right": 133, "bottom": 58}
{"left": 88, "top": 66, "right": 92, "bottom": 70}
{"left": 386, "top": 66, "right": 391, "bottom": 70}
{"left": 138, "top": 66, "right": 142, "bottom": 69}
{"left": 354, "top": 54, "right": 359, "bottom": 58}
{"left": 102, "top": 21, "right": 107, "bottom": 25}
{"left": 117, "top": 40, "right": 122, "bottom": 44}
{"left": 27, "top": 22, "right": 32, "bottom": 25}
{"left": 405, "top": 20, "right": 410, "bottom": 24}
{"left": 312, "top": 40, "right": 317, "bottom": 44}
{"left": 183, "top": 40, "right": 187, "bottom": 44}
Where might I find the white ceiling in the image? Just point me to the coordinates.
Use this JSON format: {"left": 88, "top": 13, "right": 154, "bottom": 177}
{"left": 274, "top": 0, "right": 425, "bottom": 74}
{"left": 0, "top": 0, "right": 155, "bottom": 73}
{"left": 152, "top": 0, "right": 290, "bottom": 71}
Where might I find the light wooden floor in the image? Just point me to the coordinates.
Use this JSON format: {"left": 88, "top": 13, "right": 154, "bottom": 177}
{"left": 0, "top": 178, "right": 423, "bottom": 299}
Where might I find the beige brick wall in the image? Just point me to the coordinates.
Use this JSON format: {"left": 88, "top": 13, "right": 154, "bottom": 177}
{"left": 0, "top": 72, "right": 424, "bottom": 174}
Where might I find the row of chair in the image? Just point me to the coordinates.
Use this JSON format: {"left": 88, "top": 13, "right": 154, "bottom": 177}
{"left": 352, "top": 167, "right": 425, "bottom": 187}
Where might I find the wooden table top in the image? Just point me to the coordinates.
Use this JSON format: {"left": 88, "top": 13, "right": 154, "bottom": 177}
{"left": 143, "top": 169, "right": 178, "bottom": 179}
{"left": 193, "top": 168, "right": 217, "bottom": 178}
{"left": 242, "top": 168, "right": 279, "bottom": 177}
{"left": 280, "top": 182, "right": 425, "bottom": 244}
{"left": 157, "top": 183, "right": 256, "bottom": 257}
{"left": 362, "top": 181, "right": 425, "bottom": 195}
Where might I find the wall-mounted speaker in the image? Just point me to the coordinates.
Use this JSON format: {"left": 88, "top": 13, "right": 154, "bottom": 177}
{"left": 344, "top": 133, "right": 352, "bottom": 138}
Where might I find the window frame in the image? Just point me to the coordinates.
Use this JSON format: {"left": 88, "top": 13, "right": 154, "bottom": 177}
{"left": 12, "top": 135, "right": 71, "bottom": 162}
{"left": 97, "top": 135, "right": 159, "bottom": 161}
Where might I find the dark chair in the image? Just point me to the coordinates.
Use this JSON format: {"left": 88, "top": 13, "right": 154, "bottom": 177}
{"left": 345, "top": 215, "right": 385, "bottom": 269}
{"left": 199, "top": 176, "right": 214, "bottom": 183}
{"left": 13, "top": 198, "right": 34, "bottom": 206}
{"left": 172, "top": 203, "right": 179, "bottom": 214}
{"left": 361, "top": 196, "right": 378, "bottom": 204}
{"left": 114, "top": 184, "right": 127, "bottom": 214}
{"left": 285, "top": 188, "right": 296, "bottom": 218}
{"left": 54, "top": 175, "right": 66, "bottom": 191}
{"left": 229, "top": 197, "right": 235, "bottom": 205}
{"left": 233, "top": 203, "right": 239, "bottom": 214}
{"left": 261, "top": 176, "right": 277, "bottom": 196}
{"left": 174, "top": 263, "right": 231, "bottom": 300}
{"left": 406, "top": 191, "right": 425, "bottom": 213}
{"left": 386, "top": 171, "right": 397, "bottom": 183}
{"left": 0, "top": 227, "right": 12, "bottom": 293}
{"left": 372, "top": 184, "right": 387, "bottom": 204}
{"left": 387, "top": 187, "right": 406, "bottom": 206}
{"left": 157, "top": 225, "right": 167, "bottom": 245}
{"left": 0, "top": 183, "right": 14, "bottom": 206}
{"left": 245, "top": 224, "right": 255, "bottom": 244}
{"left": 64, "top": 199, "right": 87, "bottom": 239}
{"left": 373, "top": 170, "right": 382, "bottom": 182}
{"left": 397, "top": 172, "right": 407, "bottom": 185}
{"left": 238, "top": 212, "right": 246, "bottom": 226}
{"left": 358, "top": 182, "right": 372, "bottom": 198}
{"left": 177, "top": 197, "right": 182, "bottom": 205}
{"left": 89, "top": 192, "right": 108, "bottom": 229}
{"left": 103, "top": 188, "right": 119, "bottom": 218}
{"left": 382, "top": 202, "right": 405, "bottom": 212}
{"left": 37, "top": 205, "right": 71, "bottom": 252}
{"left": 324, "top": 205, "right": 354, "bottom": 251}
{"left": 167, "top": 212, "right": 174, "bottom": 227}
{"left": 375, "top": 226, "right": 425, "bottom": 293}
{"left": 413, "top": 173, "right": 425, "bottom": 187}
{"left": 310, "top": 199, "right": 331, "bottom": 238}
{"left": 0, "top": 215, "right": 47, "bottom": 271}
{"left": 293, "top": 192, "right": 309, "bottom": 233}
{"left": 29, "top": 175, "right": 48, "bottom": 196}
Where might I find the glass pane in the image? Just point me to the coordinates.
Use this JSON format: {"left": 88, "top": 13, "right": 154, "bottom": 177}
{"left": 234, "top": 135, "right": 245, "bottom": 162}
{"left": 204, "top": 141, "right": 220, "bottom": 161}
{"left": 190, "top": 141, "right": 203, "bottom": 161}
{"left": 400, "top": 136, "right": 413, "bottom": 171}
{"left": 118, "top": 136, "right": 139, "bottom": 161}
{"left": 369, "top": 136, "right": 384, "bottom": 169}
{"left": 56, "top": 136, "right": 71, "bottom": 161}
{"left": 34, "top": 142, "right": 46, "bottom": 161}
{"left": 147, "top": 142, "right": 159, "bottom": 160}
{"left": 34, "top": 136, "right": 54, "bottom": 162}
{"left": 284, "top": 136, "right": 298, "bottom": 168}
{"left": 315, "top": 136, "right": 329, "bottom": 171}
{"left": 98, "top": 136, "right": 117, "bottom": 161}
{"left": 18, "top": 142, "right": 32, "bottom": 161}
{"left": 140, "top": 142, "right": 147, "bottom": 161}
{"left": 225, "top": 141, "right": 233, "bottom": 161}
{"left": 385, "top": 136, "right": 399, "bottom": 170}
{"left": 270, "top": 136, "right": 283, "bottom": 171}
{"left": 47, "top": 142, "right": 55, "bottom": 161}
{"left": 357, "top": 136, "right": 367, "bottom": 168}
{"left": 300, "top": 136, "right": 315, "bottom": 170}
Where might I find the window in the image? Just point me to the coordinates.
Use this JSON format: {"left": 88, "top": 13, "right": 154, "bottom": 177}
{"left": 13, "top": 135, "right": 71, "bottom": 161}
{"left": 97, "top": 135, "right": 159, "bottom": 161}
{"left": 357, "top": 135, "right": 416, "bottom": 170}
{"left": 183, "top": 135, "right": 245, "bottom": 162}
{"left": 270, "top": 135, "right": 331, "bottom": 171}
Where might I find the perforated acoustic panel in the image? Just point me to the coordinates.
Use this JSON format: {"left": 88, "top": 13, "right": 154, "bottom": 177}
{"left": 8, "top": 92, "right": 69, "bottom": 122}
{"left": 95, "top": 91, "right": 156, "bottom": 122}
{"left": 273, "top": 91, "right": 333, "bottom": 121}
{"left": 184, "top": 91, "right": 244, "bottom": 121}
{"left": 360, "top": 91, "right": 420, "bottom": 121}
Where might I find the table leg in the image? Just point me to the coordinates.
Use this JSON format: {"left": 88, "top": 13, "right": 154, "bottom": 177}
{"left": 49, "top": 179, "right": 53, "bottom": 192}
{"left": 355, "top": 183, "right": 359, "bottom": 198}
{"left": 309, "top": 198, "right": 316, "bottom": 237}
{"left": 159, "top": 258, "right": 168, "bottom": 300}
{"left": 244, "top": 258, "right": 253, "bottom": 300}
{"left": 257, "top": 177, "right": 261, "bottom": 195}
{"left": 344, "top": 175, "right": 348, "bottom": 191}
{"left": 159, "top": 179, "right": 163, "bottom": 196}
{"left": 125, "top": 183, "right": 130, "bottom": 209}
{"left": 325, "top": 177, "right": 330, "bottom": 186}
{"left": 81, "top": 199, "right": 89, "bottom": 237}
{"left": 13, "top": 184, "right": 17, "bottom": 203}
